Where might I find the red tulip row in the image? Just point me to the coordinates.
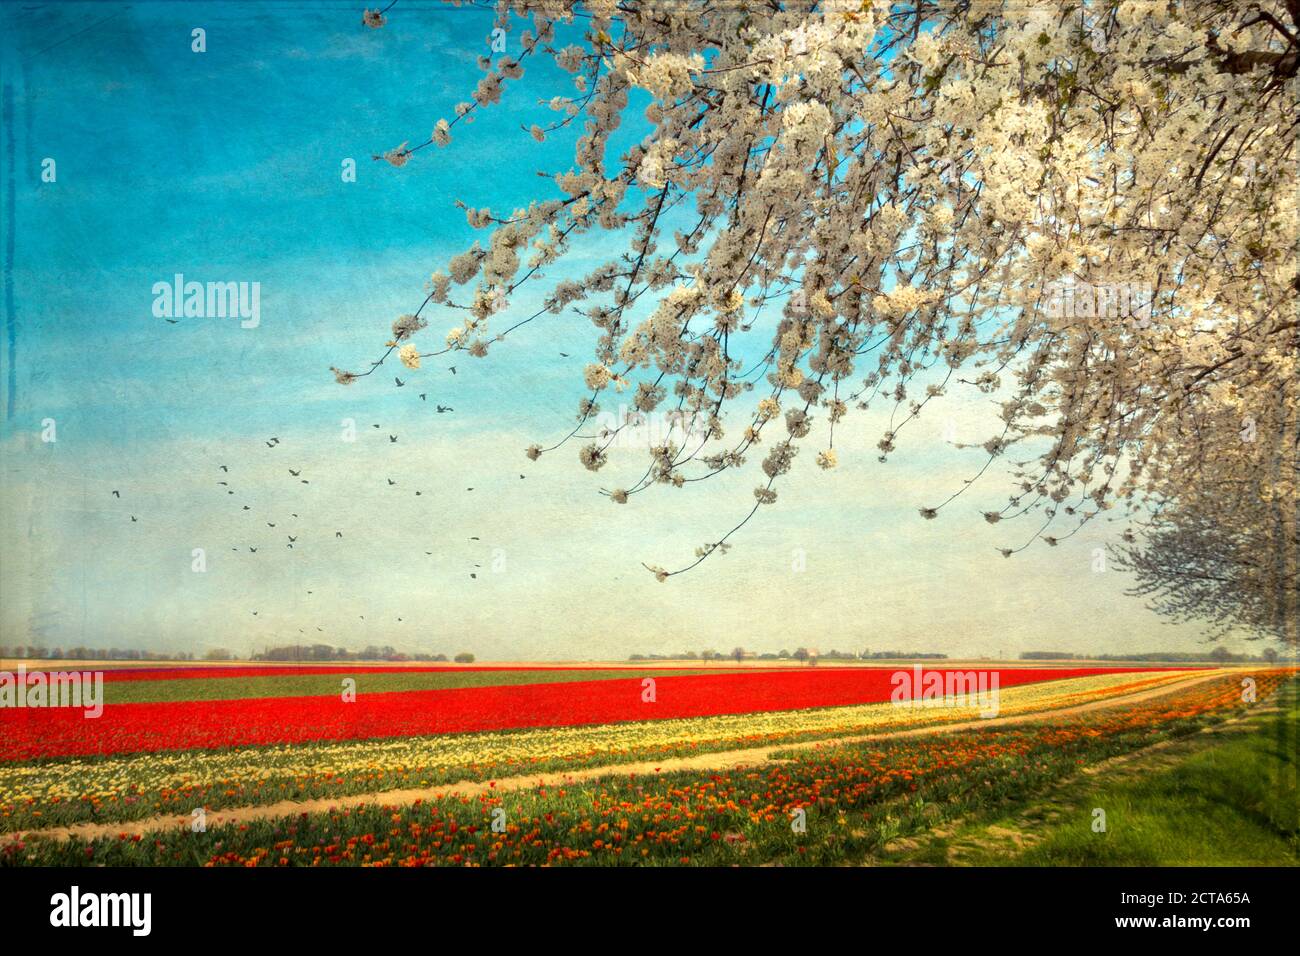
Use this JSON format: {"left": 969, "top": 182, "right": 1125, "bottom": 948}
{"left": 0, "top": 666, "right": 1172, "bottom": 761}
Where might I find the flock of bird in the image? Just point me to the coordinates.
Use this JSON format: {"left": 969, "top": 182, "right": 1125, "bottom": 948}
{"left": 110, "top": 363, "right": 548, "bottom": 634}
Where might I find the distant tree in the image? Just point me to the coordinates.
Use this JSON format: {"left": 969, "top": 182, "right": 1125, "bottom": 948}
{"left": 1209, "top": 646, "right": 1234, "bottom": 663}
{"left": 1263, "top": 647, "right": 1280, "bottom": 664}
{"left": 792, "top": 648, "right": 809, "bottom": 662}
{"left": 731, "top": 646, "right": 746, "bottom": 663}
{"left": 204, "top": 648, "right": 233, "bottom": 661}
{"left": 1113, "top": 426, "right": 1297, "bottom": 650}
{"left": 454, "top": 652, "right": 475, "bottom": 664}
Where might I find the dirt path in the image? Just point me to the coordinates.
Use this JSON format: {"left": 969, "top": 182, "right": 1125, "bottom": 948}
{"left": 4, "top": 670, "right": 1224, "bottom": 846}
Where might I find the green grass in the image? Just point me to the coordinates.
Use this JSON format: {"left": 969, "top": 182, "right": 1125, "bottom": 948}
{"left": 102, "top": 668, "right": 741, "bottom": 704}
{"left": 909, "top": 684, "right": 1299, "bottom": 866}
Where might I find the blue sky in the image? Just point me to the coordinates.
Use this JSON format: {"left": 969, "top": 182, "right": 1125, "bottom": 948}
{"left": 0, "top": 2, "right": 1245, "bottom": 659}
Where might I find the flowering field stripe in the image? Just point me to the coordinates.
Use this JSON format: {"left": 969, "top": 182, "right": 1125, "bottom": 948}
{"left": 0, "top": 669, "right": 1200, "bottom": 833}
{"left": 0, "top": 666, "right": 1172, "bottom": 761}
{"left": 97, "top": 669, "right": 743, "bottom": 705}
{"left": 6, "top": 673, "right": 1289, "bottom": 867}
{"left": 15, "top": 661, "right": 1204, "bottom": 683}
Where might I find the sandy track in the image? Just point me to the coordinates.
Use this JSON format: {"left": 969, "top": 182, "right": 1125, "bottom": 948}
{"left": 3, "top": 670, "right": 1224, "bottom": 847}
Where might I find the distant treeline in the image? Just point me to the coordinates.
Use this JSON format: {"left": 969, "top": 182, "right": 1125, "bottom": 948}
{"left": 0, "top": 646, "right": 197, "bottom": 661}
{"left": 251, "top": 644, "right": 475, "bottom": 664}
{"left": 1021, "top": 649, "right": 1285, "bottom": 663}
{"left": 0, "top": 644, "right": 475, "bottom": 664}
{"left": 629, "top": 648, "right": 949, "bottom": 662}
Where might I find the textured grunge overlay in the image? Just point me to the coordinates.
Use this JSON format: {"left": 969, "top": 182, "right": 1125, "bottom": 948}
{"left": 0, "top": 1, "right": 1295, "bottom": 882}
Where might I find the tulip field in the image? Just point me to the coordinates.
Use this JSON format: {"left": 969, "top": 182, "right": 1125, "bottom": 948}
{"left": 0, "top": 662, "right": 1176, "bottom": 761}
{"left": 0, "top": 662, "right": 1294, "bottom": 866}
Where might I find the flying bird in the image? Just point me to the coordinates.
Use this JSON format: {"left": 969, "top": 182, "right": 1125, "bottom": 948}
{"left": 130, "top": 515, "right": 137, "bottom": 522}
{"left": 436, "top": 405, "right": 453, "bottom": 414}
{"left": 419, "top": 393, "right": 427, "bottom": 401}
{"left": 387, "top": 479, "right": 396, "bottom": 485}
{"left": 289, "top": 469, "right": 300, "bottom": 476}
{"left": 219, "top": 466, "right": 228, "bottom": 472}
{"left": 112, "top": 490, "right": 121, "bottom": 498}
{"left": 448, "top": 366, "right": 457, "bottom": 375}
{"left": 389, "top": 435, "right": 398, "bottom": 443}
{"left": 394, "top": 377, "right": 405, "bottom": 387}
